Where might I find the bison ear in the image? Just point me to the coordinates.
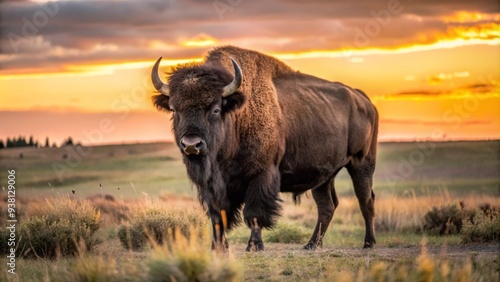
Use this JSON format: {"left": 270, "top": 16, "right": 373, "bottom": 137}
{"left": 152, "top": 94, "right": 172, "bottom": 112}
{"left": 222, "top": 91, "right": 245, "bottom": 113}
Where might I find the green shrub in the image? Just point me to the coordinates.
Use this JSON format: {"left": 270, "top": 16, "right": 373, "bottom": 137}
{"left": 265, "top": 222, "right": 309, "bottom": 244}
{"left": 117, "top": 202, "right": 207, "bottom": 250}
{"left": 0, "top": 196, "right": 100, "bottom": 259}
{"left": 461, "top": 209, "right": 500, "bottom": 243}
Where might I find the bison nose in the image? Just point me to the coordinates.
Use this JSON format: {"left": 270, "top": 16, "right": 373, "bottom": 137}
{"left": 180, "top": 137, "right": 206, "bottom": 155}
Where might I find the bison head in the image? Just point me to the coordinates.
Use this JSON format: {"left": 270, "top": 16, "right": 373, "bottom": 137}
{"left": 151, "top": 57, "right": 245, "bottom": 184}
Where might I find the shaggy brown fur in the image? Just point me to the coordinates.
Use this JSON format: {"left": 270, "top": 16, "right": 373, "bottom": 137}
{"left": 153, "top": 46, "right": 379, "bottom": 251}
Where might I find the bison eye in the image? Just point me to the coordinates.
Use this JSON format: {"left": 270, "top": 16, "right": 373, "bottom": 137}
{"left": 212, "top": 108, "right": 221, "bottom": 114}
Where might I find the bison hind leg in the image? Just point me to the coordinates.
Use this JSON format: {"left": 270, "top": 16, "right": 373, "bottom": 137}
{"left": 303, "top": 179, "right": 338, "bottom": 250}
{"left": 346, "top": 157, "right": 376, "bottom": 249}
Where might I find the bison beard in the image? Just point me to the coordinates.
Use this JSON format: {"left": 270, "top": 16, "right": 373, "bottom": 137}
{"left": 183, "top": 154, "right": 226, "bottom": 211}
{"left": 185, "top": 153, "right": 281, "bottom": 229}
{"left": 151, "top": 46, "right": 378, "bottom": 252}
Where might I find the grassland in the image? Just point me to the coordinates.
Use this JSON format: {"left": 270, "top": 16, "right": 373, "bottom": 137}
{"left": 0, "top": 140, "right": 499, "bottom": 281}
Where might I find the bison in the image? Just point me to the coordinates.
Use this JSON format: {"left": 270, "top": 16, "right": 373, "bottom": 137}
{"left": 151, "top": 46, "right": 378, "bottom": 251}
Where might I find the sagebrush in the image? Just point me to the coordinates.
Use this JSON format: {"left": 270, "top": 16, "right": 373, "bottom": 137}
{"left": 422, "top": 203, "right": 472, "bottom": 235}
{"left": 461, "top": 208, "right": 500, "bottom": 243}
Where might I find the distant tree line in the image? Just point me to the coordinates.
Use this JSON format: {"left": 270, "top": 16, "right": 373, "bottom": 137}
{"left": 0, "top": 136, "right": 76, "bottom": 149}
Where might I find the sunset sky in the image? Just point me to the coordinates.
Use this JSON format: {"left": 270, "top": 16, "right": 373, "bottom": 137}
{"left": 1, "top": 0, "right": 499, "bottom": 145}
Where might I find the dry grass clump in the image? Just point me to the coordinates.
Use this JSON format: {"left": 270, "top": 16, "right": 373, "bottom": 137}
{"left": 0, "top": 196, "right": 101, "bottom": 258}
{"left": 117, "top": 199, "right": 207, "bottom": 250}
{"left": 326, "top": 193, "right": 499, "bottom": 234}
{"left": 328, "top": 243, "right": 475, "bottom": 282}
{"left": 43, "top": 250, "right": 146, "bottom": 282}
{"left": 49, "top": 255, "right": 123, "bottom": 282}
{"left": 281, "top": 191, "right": 499, "bottom": 241}
{"left": 147, "top": 228, "right": 241, "bottom": 282}
{"left": 42, "top": 227, "right": 241, "bottom": 282}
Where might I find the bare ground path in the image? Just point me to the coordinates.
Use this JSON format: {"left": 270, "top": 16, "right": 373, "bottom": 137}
{"left": 232, "top": 243, "right": 500, "bottom": 258}
{"left": 229, "top": 243, "right": 499, "bottom": 281}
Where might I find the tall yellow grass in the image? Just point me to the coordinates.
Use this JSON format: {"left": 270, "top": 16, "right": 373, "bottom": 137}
{"left": 282, "top": 191, "right": 500, "bottom": 233}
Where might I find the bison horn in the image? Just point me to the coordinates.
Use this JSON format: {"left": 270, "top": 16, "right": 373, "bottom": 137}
{"left": 221, "top": 58, "right": 243, "bottom": 97}
{"left": 151, "top": 57, "right": 169, "bottom": 96}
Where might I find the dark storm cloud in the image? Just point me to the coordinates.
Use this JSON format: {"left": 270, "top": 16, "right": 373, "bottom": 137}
{"left": 0, "top": 0, "right": 498, "bottom": 73}
{"left": 1, "top": 0, "right": 188, "bottom": 50}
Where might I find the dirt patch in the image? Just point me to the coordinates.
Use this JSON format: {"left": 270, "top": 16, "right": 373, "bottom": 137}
{"left": 230, "top": 243, "right": 500, "bottom": 260}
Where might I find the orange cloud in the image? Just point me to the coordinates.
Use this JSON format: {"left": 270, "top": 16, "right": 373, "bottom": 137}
{"left": 426, "top": 72, "right": 470, "bottom": 85}
{"left": 376, "top": 83, "right": 500, "bottom": 101}
{"left": 442, "top": 11, "right": 500, "bottom": 23}
{"left": 181, "top": 34, "right": 218, "bottom": 47}
{"left": 446, "top": 23, "right": 500, "bottom": 40}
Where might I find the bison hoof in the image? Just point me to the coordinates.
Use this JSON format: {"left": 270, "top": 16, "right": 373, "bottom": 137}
{"left": 303, "top": 242, "right": 320, "bottom": 251}
{"left": 245, "top": 241, "right": 264, "bottom": 252}
{"left": 211, "top": 240, "right": 229, "bottom": 252}
{"left": 212, "top": 244, "right": 229, "bottom": 253}
{"left": 363, "top": 241, "right": 375, "bottom": 249}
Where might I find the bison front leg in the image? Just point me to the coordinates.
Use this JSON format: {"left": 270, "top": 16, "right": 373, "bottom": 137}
{"left": 243, "top": 167, "right": 282, "bottom": 252}
{"left": 209, "top": 209, "right": 229, "bottom": 252}
{"left": 246, "top": 217, "right": 264, "bottom": 251}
